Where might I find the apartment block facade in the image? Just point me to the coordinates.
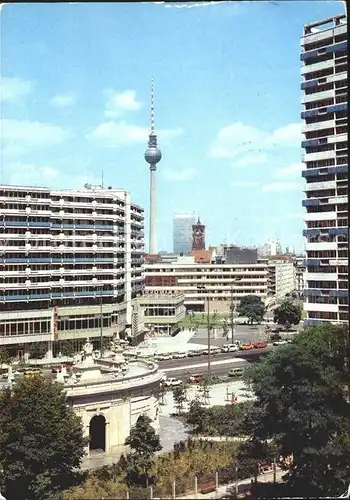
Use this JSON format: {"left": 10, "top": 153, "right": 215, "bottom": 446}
{"left": 268, "top": 260, "right": 296, "bottom": 302}
{"left": 144, "top": 256, "right": 268, "bottom": 313}
{"left": 301, "top": 14, "right": 348, "bottom": 325}
{"left": 0, "top": 184, "right": 144, "bottom": 356}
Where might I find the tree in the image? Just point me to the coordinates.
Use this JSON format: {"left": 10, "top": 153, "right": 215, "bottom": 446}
{"left": 0, "top": 374, "right": 87, "bottom": 500}
{"left": 273, "top": 300, "right": 301, "bottom": 328}
{"left": 185, "top": 399, "right": 209, "bottom": 435}
{"left": 59, "top": 341, "right": 75, "bottom": 357}
{"left": 29, "top": 342, "right": 47, "bottom": 360}
{"left": 124, "top": 414, "right": 162, "bottom": 487}
{"left": 242, "top": 332, "right": 350, "bottom": 497}
{"left": 173, "top": 386, "right": 187, "bottom": 415}
{"left": 237, "top": 295, "right": 265, "bottom": 324}
{"left": 0, "top": 347, "right": 11, "bottom": 365}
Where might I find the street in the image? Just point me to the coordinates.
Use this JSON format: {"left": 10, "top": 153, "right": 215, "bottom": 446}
{"left": 158, "top": 346, "right": 273, "bottom": 371}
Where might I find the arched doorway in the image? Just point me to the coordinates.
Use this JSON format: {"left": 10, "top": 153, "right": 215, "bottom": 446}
{"left": 89, "top": 415, "right": 106, "bottom": 452}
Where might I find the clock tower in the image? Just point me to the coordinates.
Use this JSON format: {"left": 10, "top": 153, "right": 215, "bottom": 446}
{"left": 192, "top": 217, "right": 205, "bottom": 251}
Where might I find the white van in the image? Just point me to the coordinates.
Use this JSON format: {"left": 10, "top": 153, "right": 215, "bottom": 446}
{"left": 221, "top": 344, "right": 239, "bottom": 353}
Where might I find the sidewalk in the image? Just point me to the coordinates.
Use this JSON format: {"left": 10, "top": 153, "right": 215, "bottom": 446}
{"left": 177, "top": 469, "right": 285, "bottom": 499}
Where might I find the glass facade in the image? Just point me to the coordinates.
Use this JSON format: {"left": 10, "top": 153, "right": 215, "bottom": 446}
{"left": 173, "top": 213, "right": 196, "bottom": 254}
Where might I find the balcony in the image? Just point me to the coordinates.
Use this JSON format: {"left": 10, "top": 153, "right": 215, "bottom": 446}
{"left": 302, "top": 164, "right": 348, "bottom": 177}
{"left": 302, "top": 151, "right": 336, "bottom": 162}
{"left": 329, "top": 227, "right": 349, "bottom": 236}
{"left": 305, "top": 242, "right": 338, "bottom": 251}
{"left": 329, "top": 290, "right": 348, "bottom": 298}
{"left": 302, "top": 89, "right": 335, "bottom": 104}
{"left": 302, "top": 198, "right": 320, "bottom": 207}
{"left": 304, "top": 211, "right": 337, "bottom": 221}
{"left": 327, "top": 103, "right": 348, "bottom": 113}
{"left": 302, "top": 119, "right": 334, "bottom": 132}
{"left": 304, "top": 302, "right": 339, "bottom": 313}
{"left": 304, "top": 180, "right": 336, "bottom": 191}
{"left": 304, "top": 271, "right": 338, "bottom": 281}
{"left": 301, "top": 58, "right": 334, "bottom": 74}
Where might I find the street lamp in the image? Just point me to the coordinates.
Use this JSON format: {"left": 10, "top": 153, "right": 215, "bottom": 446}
{"left": 197, "top": 284, "right": 211, "bottom": 379}
{"left": 230, "top": 278, "right": 242, "bottom": 344}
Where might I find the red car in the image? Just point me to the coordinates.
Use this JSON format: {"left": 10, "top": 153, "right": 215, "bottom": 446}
{"left": 188, "top": 373, "right": 203, "bottom": 384}
{"left": 254, "top": 342, "right": 268, "bottom": 349}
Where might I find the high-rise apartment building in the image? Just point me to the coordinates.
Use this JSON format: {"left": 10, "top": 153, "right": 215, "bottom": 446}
{"left": 173, "top": 213, "right": 196, "bottom": 255}
{"left": 301, "top": 14, "right": 348, "bottom": 325}
{"left": 0, "top": 184, "right": 144, "bottom": 357}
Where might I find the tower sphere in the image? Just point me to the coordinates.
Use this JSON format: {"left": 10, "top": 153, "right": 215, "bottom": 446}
{"left": 145, "top": 147, "right": 162, "bottom": 165}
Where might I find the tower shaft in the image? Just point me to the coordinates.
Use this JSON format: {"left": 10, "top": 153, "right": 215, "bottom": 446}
{"left": 149, "top": 167, "right": 157, "bottom": 254}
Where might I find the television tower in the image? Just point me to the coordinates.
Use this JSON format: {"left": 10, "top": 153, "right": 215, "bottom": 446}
{"left": 144, "top": 79, "right": 162, "bottom": 254}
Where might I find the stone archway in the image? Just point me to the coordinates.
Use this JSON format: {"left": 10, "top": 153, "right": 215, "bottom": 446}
{"left": 89, "top": 415, "right": 106, "bottom": 452}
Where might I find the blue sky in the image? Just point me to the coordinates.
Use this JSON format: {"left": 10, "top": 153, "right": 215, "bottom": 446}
{"left": 0, "top": 1, "right": 345, "bottom": 253}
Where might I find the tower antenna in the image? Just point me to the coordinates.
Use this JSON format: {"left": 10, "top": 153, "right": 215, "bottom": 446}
{"left": 151, "top": 78, "right": 155, "bottom": 133}
{"left": 101, "top": 170, "right": 104, "bottom": 189}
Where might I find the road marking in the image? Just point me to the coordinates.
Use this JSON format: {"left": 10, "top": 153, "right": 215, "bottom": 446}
{"left": 162, "top": 357, "right": 246, "bottom": 372}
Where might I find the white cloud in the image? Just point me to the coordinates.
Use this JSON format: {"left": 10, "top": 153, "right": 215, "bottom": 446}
{"left": 1, "top": 119, "right": 71, "bottom": 153}
{"left": 6, "top": 162, "right": 60, "bottom": 186}
{"left": 104, "top": 90, "right": 142, "bottom": 118}
{"left": 233, "top": 153, "right": 267, "bottom": 168}
{"left": 231, "top": 181, "right": 258, "bottom": 188}
{"left": 209, "top": 122, "right": 302, "bottom": 159}
{"left": 0, "top": 76, "right": 33, "bottom": 102}
{"left": 272, "top": 162, "right": 303, "bottom": 178}
{"left": 163, "top": 168, "right": 197, "bottom": 182}
{"left": 88, "top": 120, "right": 183, "bottom": 148}
{"left": 50, "top": 93, "right": 76, "bottom": 107}
{"left": 262, "top": 181, "right": 301, "bottom": 192}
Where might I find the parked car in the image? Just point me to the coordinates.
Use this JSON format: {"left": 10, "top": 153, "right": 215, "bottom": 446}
{"left": 155, "top": 353, "right": 173, "bottom": 361}
{"left": 221, "top": 344, "right": 239, "bottom": 353}
{"left": 239, "top": 343, "right": 255, "bottom": 351}
{"left": 201, "top": 347, "right": 221, "bottom": 356}
{"left": 188, "top": 373, "right": 203, "bottom": 384}
{"left": 187, "top": 350, "right": 202, "bottom": 357}
{"left": 163, "top": 377, "right": 182, "bottom": 387}
{"left": 228, "top": 367, "right": 245, "bottom": 377}
{"left": 253, "top": 342, "right": 268, "bottom": 349}
{"left": 172, "top": 352, "right": 187, "bottom": 359}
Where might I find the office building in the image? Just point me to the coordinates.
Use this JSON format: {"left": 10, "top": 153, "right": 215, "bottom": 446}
{"left": 301, "top": 13, "right": 348, "bottom": 325}
{"left": 173, "top": 212, "right": 196, "bottom": 255}
{"left": 0, "top": 183, "right": 144, "bottom": 357}
{"left": 145, "top": 254, "right": 269, "bottom": 313}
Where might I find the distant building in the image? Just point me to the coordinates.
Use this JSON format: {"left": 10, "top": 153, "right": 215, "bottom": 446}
{"left": 213, "top": 244, "right": 258, "bottom": 264}
{"left": 192, "top": 217, "right": 206, "bottom": 251}
{"left": 294, "top": 258, "right": 306, "bottom": 298}
{"left": 258, "top": 239, "right": 280, "bottom": 258}
{"left": 225, "top": 245, "right": 258, "bottom": 264}
{"left": 173, "top": 212, "right": 196, "bottom": 255}
{"left": 268, "top": 260, "right": 296, "bottom": 302}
